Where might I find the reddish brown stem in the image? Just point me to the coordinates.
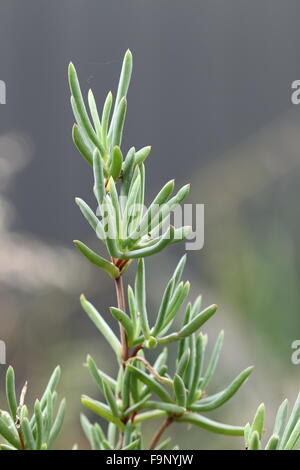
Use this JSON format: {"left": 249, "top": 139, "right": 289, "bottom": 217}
{"left": 148, "top": 416, "right": 173, "bottom": 450}
{"left": 17, "top": 427, "right": 25, "bottom": 450}
{"left": 129, "top": 344, "right": 143, "bottom": 358}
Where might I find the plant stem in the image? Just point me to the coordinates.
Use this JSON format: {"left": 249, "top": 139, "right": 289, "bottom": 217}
{"left": 129, "top": 344, "right": 143, "bottom": 358}
{"left": 118, "top": 432, "right": 124, "bottom": 450}
{"left": 114, "top": 275, "right": 128, "bottom": 363}
{"left": 16, "top": 419, "right": 25, "bottom": 450}
{"left": 114, "top": 274, "right": 129, "bottom": 450}
{"left": 148, "top": 416, "right": 173, "bottom": 450}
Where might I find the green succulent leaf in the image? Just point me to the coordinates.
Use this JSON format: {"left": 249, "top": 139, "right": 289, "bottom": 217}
{"left": 172, "top": 254, "right": 187, "bottom": 291}
{"left": 101, "top": 91, "right": 113, "bottom": 145}
{"left": 121, "top": 147, "right": 136, "bottom": 200}
{"left": 283, "top": 418, "right": 300, "bottom": 450}
{"left": 143, "top": 401, "right": 185, "bottom": 415}
{"left": 6, "top": 366, "right": 17, "bottom": 421}
{"left": 135, "top": 146, "right": 151, "bottom": 165}
{"left": 126, "top": 179, "right": 175, "bottom": 245}
{"left": 273, "top": 398, "right": 288, "bottom": 440}
{"left": 81, "top": 396, "right": 125, "bottom": 431}
{"left": 127, "top": 364, "right": 172, "bottom": 403}
{"left": 102, "top": 380, "right": 119, "bottom": 418}
{"left": 123, "top": 394, "right": 152, "bottom": 418}
{"left": 152, "top": 278, "right": 175, "bottom": 336}
{"left": 74, "top": 240, "right": 119, "bottom": 279}
{"left": 110, "top": 307, "right": 134, "bottom": 346}
{"left": 111, "top": 97, "right": 127, "bottom": 148}
{"left": 88, "top": 89, "right": 102, "bottom": 138}
{"left": 265, "top": 434, "right": 279, "bottom": 450}
{"left": 93, "top": 148, "right": 106, "bottom": 205}
{"left": 110, "top": 49, "right": 132, "bottom": 127}
{"left": 20, "top": 417, "right": 36, "bottom": 450}
{"left": 176, "top": 348, "right": 190, "bottom": 378}
{"left": 135, "top": 259, "right": 150, "bottom": 339}
{"left": 179, "top": 304, "right": 218, "bottom": 338}
{"left": 122, "top": 439, "right": 140, "bottom": 450}
{"left": 68, "top": 63, "right": 99, "bottom": 149}
{"left": 85, "top": 355, "right": 117, "bottom": 393}
{"left": 34, "top": 400, "right": 43, "bottom": 450}
{"left": 125, "top": 226, "right": 175, "bottom": 259}
{"left": 200, "top": 330, "right": 224, "bottom": 390}
{"left": 248, "top": 430, "right": 261, "bottom": 450}
{"left": 75, "top": 197, "right": 101, "bottom": 234}
{"left": 176, "top": 412, "right": 244, "bottom": 436}
{"left": 48, "top": 398, "right": 66, "bottom": 449}
{"left": 251, "top": 403, "right": 265, "bottom": 440}
{"left": 80, "top": 295, "right": 121, "bottom": 357}
{"left": 280, "top": 391, "right": 300, "bottom": 449}
{"left": 190, "top": 366, "right": 254, "bottom": 412}
{"left": 37, "top": 366, "right": 61, "bottom": 413}
{"left": 187, "top": 334, "right": 204, "bottom": 406}
{"left": 80, "top": 414, "right": 93, "bottom": 446}
{"left": 173, "top": 374, "right": 187, "bottom": 408}
{"left": 72, "top": 124, "right": 93, "bottom": 165}
{"left": 109, "top": 146, "right": 123, "bottom": 181}
{"left": 0, "top": 412, "right": 20, "bottom": 449}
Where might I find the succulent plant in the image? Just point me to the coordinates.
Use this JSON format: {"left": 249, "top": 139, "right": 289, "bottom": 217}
{"left": 0, "top": 49, "right": 298, "bottom": 451}
{"left": 69, "top": 50, "right": 254, "bottom": 450}
{"left": 0, "top": 366, "right": 65, "bottom": 450}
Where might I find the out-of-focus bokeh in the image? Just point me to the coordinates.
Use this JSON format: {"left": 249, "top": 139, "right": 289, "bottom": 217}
{"left": 0, "top": 0, "right": 300, "bottom": 449}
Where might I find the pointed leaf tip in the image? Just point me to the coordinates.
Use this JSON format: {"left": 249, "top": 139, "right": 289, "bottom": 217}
{"left": 68, "top": 62, "right": 75, "bottom": 74}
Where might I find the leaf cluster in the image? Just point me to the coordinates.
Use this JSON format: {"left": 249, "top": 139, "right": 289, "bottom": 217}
{"left": 0, "top": 367, "right": 65, "bottom": 450}
{"left": 245, "top": 393, "right": 300, "bottom": 450}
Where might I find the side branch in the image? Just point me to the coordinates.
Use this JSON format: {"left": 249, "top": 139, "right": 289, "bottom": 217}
{"left": 149, "top": 416, "right": 173, "bottom": 450}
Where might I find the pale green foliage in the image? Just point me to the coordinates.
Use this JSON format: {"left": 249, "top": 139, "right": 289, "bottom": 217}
{"left": 0, "top": 367, "right": 65, "bottom": 450}
{"left": 69, "top": 50, "right": 258, "bottom": 450}
{"left": 69, "top": 51, "right": 191, "bottom": 274}
{"left": 245, "top": 394, "right": 300, "bottom": 450}
{"left": 1, "top": 49, "right": 298, "bottom": 452}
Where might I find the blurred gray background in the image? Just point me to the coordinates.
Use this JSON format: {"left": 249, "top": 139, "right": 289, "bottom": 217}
{"left": 0, "top": 0, "right": 300, "bottom": 449}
